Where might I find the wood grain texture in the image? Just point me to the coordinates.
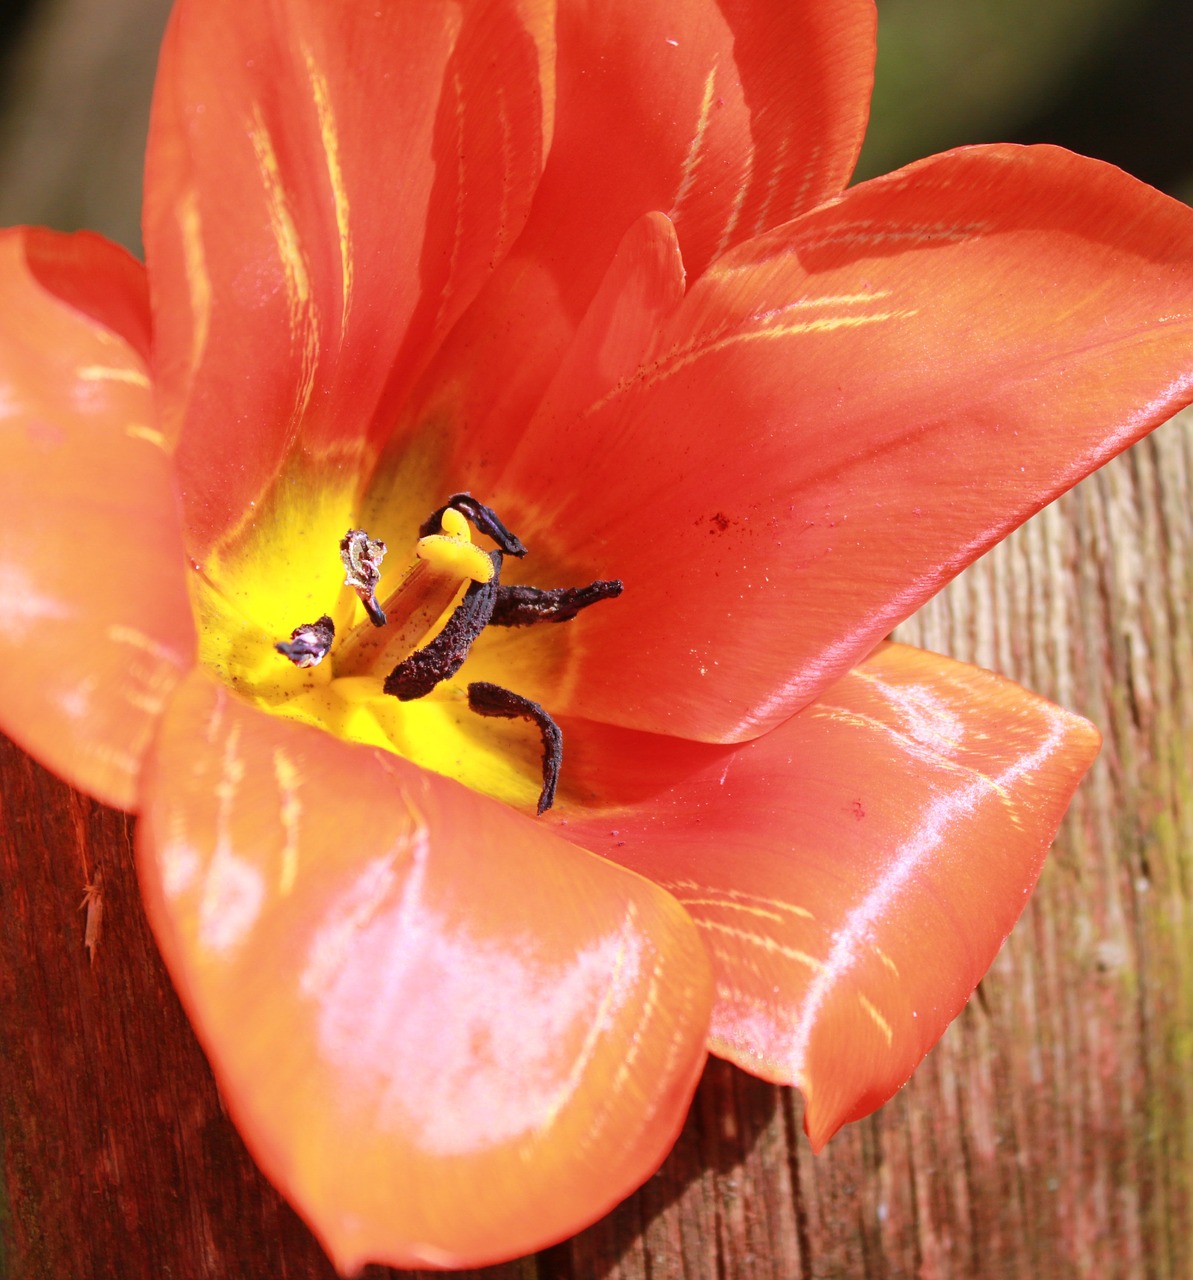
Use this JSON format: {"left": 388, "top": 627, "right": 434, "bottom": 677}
{"left": 3, "top": 410, "right": 1192, "bottom": 1279}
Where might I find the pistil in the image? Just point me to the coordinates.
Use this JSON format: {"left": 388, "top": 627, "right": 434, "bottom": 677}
{"left": 334, "top": 509, "right": 495, "bottom": 677}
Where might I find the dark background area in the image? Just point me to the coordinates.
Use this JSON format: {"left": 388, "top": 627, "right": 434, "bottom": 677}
{"left": 856, "top": 0, "right": 1193, "bottom": 193}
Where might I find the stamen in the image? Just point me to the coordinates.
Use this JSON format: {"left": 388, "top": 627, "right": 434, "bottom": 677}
{"left": 340, "top": 529, "right": 388, "bottom": 626}
{"left": 491, "top": 579, "right": 624, "bottom": 627}
{"left": 276, "top": 615, "right": 335, "bottom": 667}
{"left": 467, "top": 682, "right": 562, "bottom": 814}
{"left": 383, "top": 551, "right": 502, "bottom": 700}
{"left": 419, "top": 493, "right": 528, "bottom": 558}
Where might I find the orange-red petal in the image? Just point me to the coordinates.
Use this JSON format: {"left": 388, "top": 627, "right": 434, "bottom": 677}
{"left": 557, "top": 643, "right": 1100, "bottom": 1149}
{"left": 412, "top": 206, "right": 687, "bottom": 609}
{"left": 136, "top": 669, "right": 712, "bottom": 1271}
{"left": 22, "top": 225, "right": 152, "bottom": 363}
{"left": 0, "top": 228, "right": 193, "bottom": 810}
{"left": 396, "top": 0, "right": 877, "bottom": 500}
{"left": 144, "top": 0, "right": 555, "bottom": 556}
{"left": 499, "top": 145, "right": 1193, "bottom": 741}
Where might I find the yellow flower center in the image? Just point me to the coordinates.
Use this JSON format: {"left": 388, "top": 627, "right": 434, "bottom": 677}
{"left": 188, "top": 476, "right": 619, "bottom": 813}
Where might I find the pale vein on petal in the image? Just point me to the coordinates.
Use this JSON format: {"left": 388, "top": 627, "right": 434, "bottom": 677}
{"left": 858, "top": 993, "right": 894, "bottom": 1046}
{"left": 118, "top": 652, "right": 181, "bottom": 718}
{"left": 714, "top": 132, "right": 754, "bottom": 258}
{"left": 434, "top": 66, "right": 468, "bottom": 337}
{"left": 798, "top": 218, "right": 995, "bottom": 254}
{"left": 608, "top": 960, "right": 662, "bottom": 1103}
{"left": 178, "top": 188, "right": 211, "bottom": 379}
{"left": 583, "top": 307, "right": 918, "bottom": 420}
{"left": 78, "top": 365, "right": 150, "bottom": 387}
{"left": 198, "top": 722, "right": 266, "bottom": 955}
{"left": 668, "top": 62, "right": 718, "bottom": 226}
{"left": 690, "top": 917, "right": 824, "bottom": 972}
{"left": 274, "top": 748, "right": 302, "bottom": 896}
{"left": 493, "top": 81, "right": 515, "bottom": 259}
{"left": 124, "top": 423, "right": 166, "bottom": 447}
{"left": 106, "top": 623, "right": 187, "bottom": 668}
{"left": 250, "top": 104, "right": 319, "bottom": 430}
{"left": 750, "top": 134, "right": 797, "bottom": 245}
{"left": 664, "top": 877, "right": 815, "bottom": 921}
{"left": 304, "top": 47, "right": 353, "bottom": 339}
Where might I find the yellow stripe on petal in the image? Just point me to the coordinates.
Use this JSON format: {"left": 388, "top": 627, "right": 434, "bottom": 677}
{"left": 304, "top": 46, "right": 353, "bottom": 339}
{"left": 78, "top": 364, "right": 150, "bottom": 388}
{"left": 178, "top": 188, "right": 211, "bottom": 380}
{"left": 250, "top": 105, "right": 319, "bottom": 430}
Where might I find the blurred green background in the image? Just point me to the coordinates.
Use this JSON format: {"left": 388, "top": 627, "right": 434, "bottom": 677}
{"left": 0, "top": 0, "right": 1189, "bottom": 255}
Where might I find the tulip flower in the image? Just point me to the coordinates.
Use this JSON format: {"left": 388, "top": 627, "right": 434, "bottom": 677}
{"left": 4, "top": 0, "right": 1193, "bottom": 1270}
